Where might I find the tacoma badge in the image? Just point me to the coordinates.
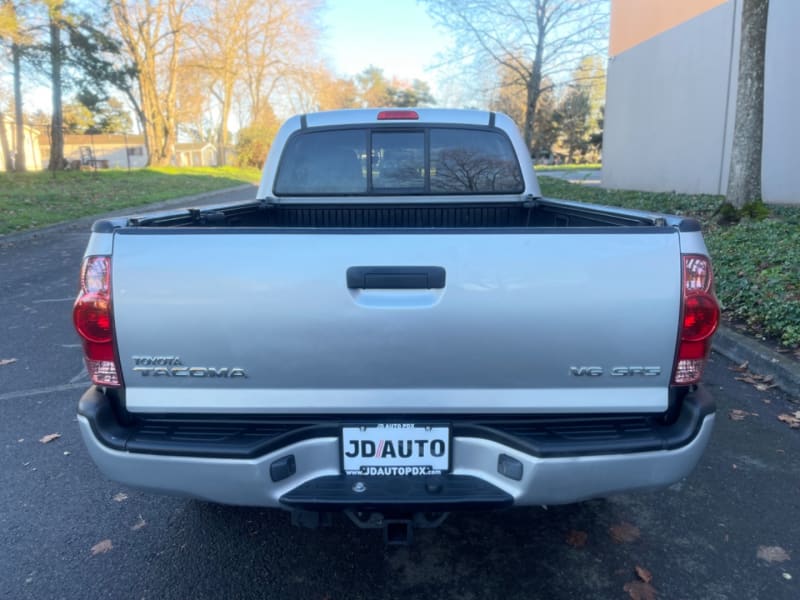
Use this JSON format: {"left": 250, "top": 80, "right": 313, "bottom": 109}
{"left": 132, "top": 356, "right": 247, "bottom": 378}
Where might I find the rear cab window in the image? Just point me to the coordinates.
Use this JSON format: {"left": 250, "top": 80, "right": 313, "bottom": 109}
{"left": 273, "top": 126, "right": 523, "bottom": 196}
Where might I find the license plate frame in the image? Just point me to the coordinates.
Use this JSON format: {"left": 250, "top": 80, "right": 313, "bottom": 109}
{"left": 340, "top": 423, "right": 451, "bottom": 476}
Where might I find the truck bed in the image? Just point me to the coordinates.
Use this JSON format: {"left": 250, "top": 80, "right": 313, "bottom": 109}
{"left": 117, "top": 196, "right": 688, "bottom": 230}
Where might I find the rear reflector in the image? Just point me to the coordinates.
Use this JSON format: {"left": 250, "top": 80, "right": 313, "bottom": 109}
{"left": 377, "top": 110, "right": 419, "bottom": 120}
{"left": 672, "top": 254, "right": 719, "bottom": 385}
{"left": 73, "top": 256, "right": 120, "bottom": 387}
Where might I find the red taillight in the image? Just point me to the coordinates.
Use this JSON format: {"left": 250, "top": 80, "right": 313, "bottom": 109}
{"left": 672, "top": 254, "right": 719, "bottom": 385}
{"left": 74, "top": 293, "right": 112, "bottom": 342}
{"left": 73, "top": 256, "right": 120, "bottom": 387}
{"left": 377, "top": 110, "right": 419, "bottom": 120}
{"left": 682, "top": 295, "right": 719, "bottom": 341}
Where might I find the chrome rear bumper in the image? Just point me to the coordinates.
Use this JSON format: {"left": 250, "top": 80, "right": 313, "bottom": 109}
{"left": 78, "top": 388, "right": 714, "bottom": 507}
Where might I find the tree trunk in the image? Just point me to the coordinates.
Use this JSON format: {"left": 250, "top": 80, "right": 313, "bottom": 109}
{"left": 139, "top": 55, "right": 172, "bottom": 166}
{"left": 0, "top": 111, "right": 14, "bottom": 172}
{"left": 49, "top": 17, "right": 65, "bottom": 171}
{"left": 12, "top": 43, "right": 25, "bottom": 172}
{"left": 726, "top": 0, "right": 769, "bottom": 208}
{"left": 522, "top": 26, "right": 545, "bottom": 155}
{"left": 523, "top": 65, "right": 542, "bottom": 153}
{"left": 217, "top": 76, "right": 234, "bottom": 166}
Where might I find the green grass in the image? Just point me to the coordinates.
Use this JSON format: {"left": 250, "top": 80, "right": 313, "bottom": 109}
{"left": 535, "top": 163, "right": 602, "bottom": 172}
{"left": 0, "top": 166, "right": 261, "bottom": 235}
{"left": 540, "top": 176, "right": 800, "bottom": 349}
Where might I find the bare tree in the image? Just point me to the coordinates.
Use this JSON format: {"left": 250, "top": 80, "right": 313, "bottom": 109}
{"left": 175, "top": 55, "right": 215, "bottom": 142}
{"left": 188, "top": 0, "right": 248, "bottom": 165}
{"left": 110, "top": 0, "right": 193, "bottom": 166}
{"left": 287, "top": 64, "right": 358, "bottom": 113}
{"left": 490, "top": 65, "right": 559, "bottom": 158}
{"left": 422, "top": 0, "right": 608, "bottom": 152}
{"left": 726, "top": 0, "right": 769, "bottom": 208}
{"left": 188, "top": 0, "right": 320, "bottom": 164}
{"left": 241, "top": 0, "right": 318, "bottom": 124}
{"left": 11, "top": 35, "right": 24, "bottom": 170}
{"left": 47, "top": 1, "right": 64, "bottom": 170}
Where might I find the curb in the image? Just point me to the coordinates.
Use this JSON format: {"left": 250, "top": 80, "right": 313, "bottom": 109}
{"left": 713, "top": 325, "right": 800, "bottom": 398}
{"left": 0, "top": 184, "right": 256, "bottom": 246}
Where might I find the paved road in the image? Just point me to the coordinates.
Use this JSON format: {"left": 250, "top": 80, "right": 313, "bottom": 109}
{"left": 1, "top": 191, "right": 798, "bottom": 599}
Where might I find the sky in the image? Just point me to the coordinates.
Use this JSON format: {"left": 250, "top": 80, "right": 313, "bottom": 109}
{"left": 21, "top": 0, "right": 455, "bottom": 117}
{"left": 319, "top": 0, "right": 452, "bottom": 100}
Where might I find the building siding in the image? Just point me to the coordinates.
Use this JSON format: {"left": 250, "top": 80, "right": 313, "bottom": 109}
{"left": 604, "top": 0, "right": 797, "bottom": 204}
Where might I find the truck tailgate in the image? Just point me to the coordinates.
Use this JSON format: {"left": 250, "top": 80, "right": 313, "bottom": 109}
{"left": 111, "top": 229, "right": 682, "bottom": 414}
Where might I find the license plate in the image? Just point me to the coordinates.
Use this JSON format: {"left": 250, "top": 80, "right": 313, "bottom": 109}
{"left": 341, "top": 424, "right": 450, "bottom": 476}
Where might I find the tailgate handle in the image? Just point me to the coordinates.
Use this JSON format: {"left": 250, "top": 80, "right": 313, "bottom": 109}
{"left": 347, "top": 266, "right": 446, "bottom": 290}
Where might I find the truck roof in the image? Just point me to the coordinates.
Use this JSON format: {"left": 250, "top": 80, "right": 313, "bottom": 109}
{"left": 302, "top": 108, "right": 496, "bottom": 128}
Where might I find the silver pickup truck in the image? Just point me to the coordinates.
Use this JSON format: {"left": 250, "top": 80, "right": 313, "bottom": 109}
{"left": 74, "top": 109, "right": 719, "bottom": 542}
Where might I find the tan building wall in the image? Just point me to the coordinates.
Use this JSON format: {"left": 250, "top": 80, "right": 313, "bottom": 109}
{"left": 0, "top": 119, "right": 43, "bottom": 171}
{"left": 610, "top": 0, "right": 728, "bottom": 56}
{"left": 41, "top": 135, "right": 149, "bottom": 169}
{"left": 174, "top": 143, "right": 217, "bottom": 167}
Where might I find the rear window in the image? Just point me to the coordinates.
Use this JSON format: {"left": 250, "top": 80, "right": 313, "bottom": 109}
{"left": 274, "top": 127, "right": 523, "bottom": 196}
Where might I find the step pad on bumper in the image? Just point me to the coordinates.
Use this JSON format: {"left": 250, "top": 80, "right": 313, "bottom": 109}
{"left": 280, "top": 475, "right": 513, "bottom": 511}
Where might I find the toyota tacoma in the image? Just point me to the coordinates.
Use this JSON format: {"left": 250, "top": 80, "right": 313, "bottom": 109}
{"left": 74, "top": 109, "right": 719, "bottom": 543}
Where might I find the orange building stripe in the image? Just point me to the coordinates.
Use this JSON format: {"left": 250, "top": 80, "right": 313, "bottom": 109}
{"left": 610, "top": 0, "right": 729, "bottom": 56}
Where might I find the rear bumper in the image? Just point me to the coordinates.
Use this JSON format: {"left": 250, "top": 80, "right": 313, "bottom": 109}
{"left": 77, "top": 387, "right": 715, "bottom": 508}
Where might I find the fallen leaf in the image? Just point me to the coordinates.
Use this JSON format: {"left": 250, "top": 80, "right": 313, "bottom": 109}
{"left": 729, "top": 409, "right": 749, "bottom": 421}
{"left": 783, "top": 573, "right": 793, "bottom": 581}
{"left": 754, "top": 383, "right": 778, "bottom": 392}
{"left": 610, "top": 522, "right": 641, "bottom": 544}
{"left": 730, "top": 360, "right": 749, "bottom": 372}
{"left": 90, "top": 539, "right": 113, "bottom": 555}
{"left": 131, "top": 516, "right": 146, "bottom": 531}
{"left": 0, "top": 358, "right": 17, "bottom": 367}
{"left": 735, "top": 376, "right": 758, "bottom": 385}
{"left": 624, "top": 580, "right": 657, "bottom": 600}
{"left": 757, "top": 546, "right": 791, "bottom": 563}
{"left": 39, "top": 433, "right": 61, "bottom": 444}
{"left": 112, "top": 492, "right": 128, "bottom": 502}
{"left": 565, "top": 529, "right": 588, "bottom": 548}
{"left": 778, "top": 414, "right": 800, "bottom": 429}
{"left": 635, "top": 565, "right": 653, "bottom": 583}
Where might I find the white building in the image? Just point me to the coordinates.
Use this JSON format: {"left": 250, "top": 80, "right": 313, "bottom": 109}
{"left": 603, "top": 0, "right": 798, "bottom": 204}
